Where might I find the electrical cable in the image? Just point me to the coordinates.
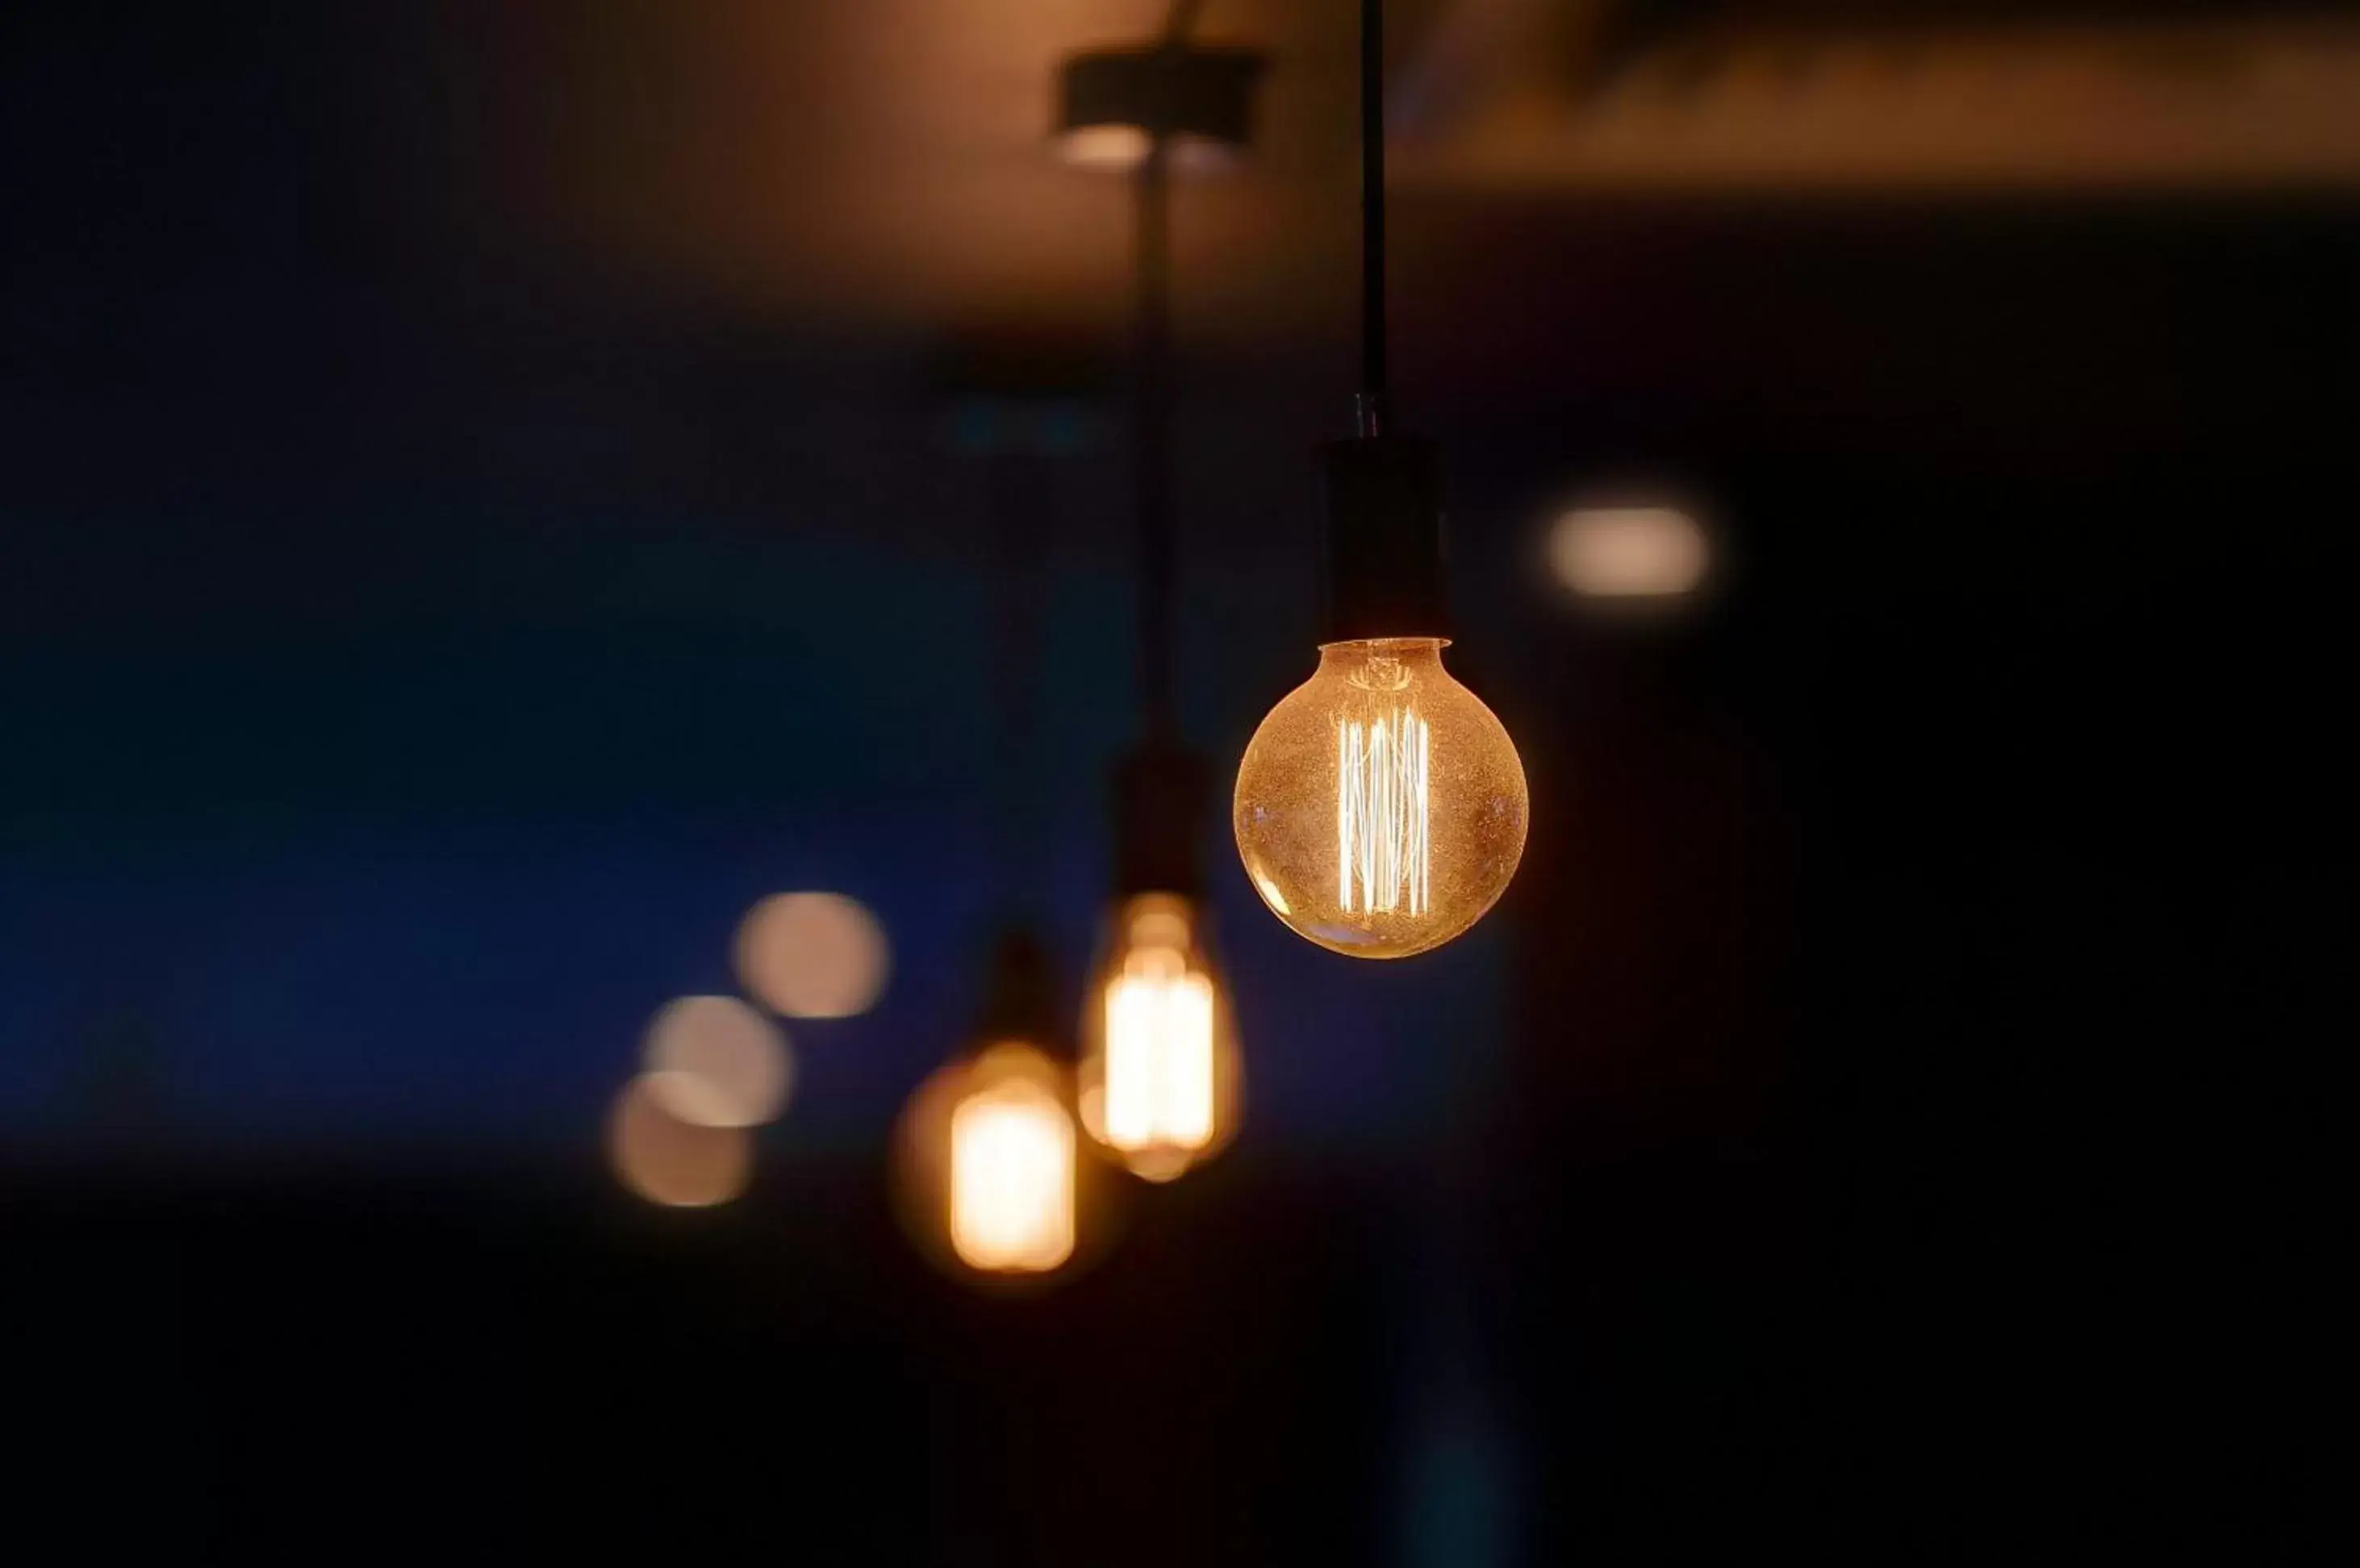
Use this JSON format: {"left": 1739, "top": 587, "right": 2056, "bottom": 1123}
{"left": 1134, "top": 123, "right": 1176, "bottom": 737}
{"left": 1359, "top": 0, "right": 1389, "bottom": 436}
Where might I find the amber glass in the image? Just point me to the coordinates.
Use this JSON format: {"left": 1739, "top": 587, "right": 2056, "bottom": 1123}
{"left": 1233, "top": 638, "right": 1527, "bottom": 959}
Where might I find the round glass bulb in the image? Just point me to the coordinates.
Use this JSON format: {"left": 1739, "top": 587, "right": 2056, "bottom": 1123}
{"left": 1234, "top": 638, "right": 1527, "bottom": 959}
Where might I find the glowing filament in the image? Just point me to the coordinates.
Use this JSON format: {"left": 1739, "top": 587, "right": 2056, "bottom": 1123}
{"left": 948, "top": 1078, "right": 1075, "bottom": 1273}
{"left": 1102, "top": 949, "right": 1217, "bottom": 1153}
{"left": 1338, "top": 707, "right": 1431, "bottom": 915}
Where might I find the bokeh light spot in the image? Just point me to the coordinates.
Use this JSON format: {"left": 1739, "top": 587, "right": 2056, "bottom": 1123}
{"left": 1055, "top": 125, "right": 1241, "bottom": 177}
{"left": 1548, "top": 503, "right": 1711, "bottom": 600}
{"left": 1058, "top": 123, "right": 1150, "bottom": 169}
{"left": 733, "top": 892, "right": 889, "bottom": 1019}
{"left": 641, "top": 995, "right": 793, "bottom": 1128}
{"left": 609, "top": 1076, "right": 753, "bottom": 1208}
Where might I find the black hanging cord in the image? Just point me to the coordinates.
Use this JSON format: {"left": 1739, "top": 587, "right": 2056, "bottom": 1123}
{"left": 1116, "top": 149, "right": 1210, "bottom": 899}
{"left": 1163, "top": 0, "right": 1207, "bottom": 45}
{"left": 1319, "top": 0, "right": 1446, "bottom": 643}
{"left": 987, "top": 451, "right": 1053, "bottom": 918}
{"left": 1134, "top": 127, "right": 1176, "bottom": 737}
{"left": 1106, "top": 1, "right": 1217, "bottom": 899}
{"left": 1358, "top": 0, "right": 1389, "bottom": 436}
{"left": 1131, "top": 0, "right": 1209, "bottom": 735}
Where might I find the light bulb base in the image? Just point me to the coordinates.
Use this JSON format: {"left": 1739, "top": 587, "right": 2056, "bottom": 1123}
{"left": 1322, "top": 433, "right": 1448, "bottom": 643}
{"left": 971, "top": 926, "right": 1065, "bottom": 1057}
{"left": 1112, "top": 740, "right": 1208, "bottom": 899}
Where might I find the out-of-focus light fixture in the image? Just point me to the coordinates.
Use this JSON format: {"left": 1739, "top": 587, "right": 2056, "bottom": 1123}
{"left": 1081, "top": 892, "right": 1236, "bottom": 1182}
{"left": 1548, "top": 503, "right": 1710, "bottom": 602}
{"left": 1055, "top": 43, "right": 1264, "bottom": 176}
{"left": 897, "top": 350, "right": 1103, "bottom": 1281}
{"left": 1079, "top": 758, "right": 1241, "bottom": 1180}
{"left": 946, "top": 1043, "right": 1076, "bottom": 1272}
{"left": 1066, "top": 9, "right": 1253, "bottom": 1178}
{"left": 610, "top": 1075, "right": 754, "bottom": 1208}
{"left": 896, "top": 931, "right": 1083, "bottom": 1280}
{"left": 641, "top": 994, "right": 794, "bottom": 1129}
{"left": 1092, "top": 904, "right": 1216, "bottom": 1153}
{"left": 1233, "top": 0, "right": 1528, "bottom": 959}
{"left": 733, "top": 890, "right": 890, "bottom": 1020}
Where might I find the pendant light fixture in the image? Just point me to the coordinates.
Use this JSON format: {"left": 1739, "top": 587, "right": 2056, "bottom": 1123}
{"left": 902, "top": 929, "right": 1080, "bottom": 1278}
{"left": 1064, "top": 9, "right": 1255, "bottom": 1182}
{"left": 893, "top": 436, "right": 1086, "bottom": 1281}
{"left": 1055, "top": 12, "right": 1262, "bottom": 179}
{"left": 1232, "top": 0, "right": 1527, "bottom": 960}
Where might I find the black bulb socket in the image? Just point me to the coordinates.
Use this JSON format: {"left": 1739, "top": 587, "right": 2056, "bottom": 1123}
{"left": 969, "top": 926, "right": 1065, "bottom": 1056}
{"left": 1111, "top": 740, "right": 1208, "bottom": 900}
{"left": 1322, "top": 432, "right": 1449, "bottom": 644}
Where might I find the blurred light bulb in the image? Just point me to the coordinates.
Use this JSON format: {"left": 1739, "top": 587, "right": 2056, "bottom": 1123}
{"left": 1079, "top": 894, "right": 1239, "bottom": 1182}
{"left": 1234, "top": 638, "right": 1527, "bottom": 958}
{"left": 1104, "top": 954, "right": 1212, "bottom": 1147}
{"left": 946, "top": 1045, "right": 1076, "bottom": 1274}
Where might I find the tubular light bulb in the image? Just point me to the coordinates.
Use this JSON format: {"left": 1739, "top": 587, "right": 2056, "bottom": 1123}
{"left": 1079, "top": 894, "right": 1239, "bottom": 1182}
{"left": 946, "top": 1045, "right": 1076, "bottom": 1274}
{"left": 1234, "top": 638, "right": 1527, "bottom": 958}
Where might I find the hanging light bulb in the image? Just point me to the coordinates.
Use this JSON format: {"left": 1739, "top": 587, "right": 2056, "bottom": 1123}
{"left": 893, "top": 930, "right": 1088, "bottom": 1281}
{"left": 1236, "top": 635, "right": 1525, "bottom": 958}
{"left": 1076, "top": 689, "right": 1243, "bottom": 1184}
{"left": 893, "top": 386, "right": 1101, "bottom": 1278}
{"left": 1080, "top": 890, "right": 1240, "bottom": 1181}
{"left": 946, "top": 1042, "right": 1076, "bottom": 1273}
{"left": 1231, "top": 0, "right": 1526, "bottom": 958}
{"left": 1064, "top": 18, "right": 1256, "bottom": 1172}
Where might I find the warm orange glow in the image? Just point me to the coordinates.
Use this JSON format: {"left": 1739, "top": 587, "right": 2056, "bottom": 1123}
{"left": 1079, "top": 895, "right": 1238, "bottom": 1182}
{"left": 1058, "top": 123, "right": 1151, "bottom": 170}
{"left": 1235, "top": 639, "right": 1527, "bottom": 958}
{"left": 1548, "top": 505, "right": 1710, "bottom": 600}
{"left": 1103, "top": 952, "right": 1215, "bottom": 1150}
{"left": 733, "top": 891, "right": 889, "bottom": 1019}
{"left": 641, "top": 995, "right": 793, "bottom": 1128}
{"left": 609, "top": 1076, "right": 753, "bottom": 1208}
{"left": 947, "top": 1046, "right": 1076, "bottom": 1274}
{"left": 1339, "top": 707, "right": 1431, "bottom": 916}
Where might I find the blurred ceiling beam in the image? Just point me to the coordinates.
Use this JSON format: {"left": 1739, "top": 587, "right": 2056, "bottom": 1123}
{"left": 1396, "top": 4, "right": 2360, "bottom": 190}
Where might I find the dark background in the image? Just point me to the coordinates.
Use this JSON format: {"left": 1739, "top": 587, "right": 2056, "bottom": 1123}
{"left": 3, "top": 2, "right": 2346, "bottom": 1560}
